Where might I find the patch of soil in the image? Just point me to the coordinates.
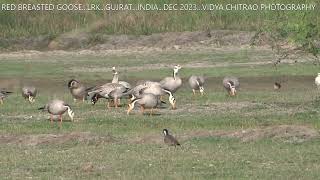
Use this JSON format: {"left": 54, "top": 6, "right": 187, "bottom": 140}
{"left": 0, "top": 132, "right": 116, "bottom": 146}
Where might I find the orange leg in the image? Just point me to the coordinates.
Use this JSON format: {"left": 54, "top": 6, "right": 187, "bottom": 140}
{"left": 140, "top": 105, "right": 145, "bottom": 115}
{"left": 114, "top": 98, "right": 118, "bottom": 108}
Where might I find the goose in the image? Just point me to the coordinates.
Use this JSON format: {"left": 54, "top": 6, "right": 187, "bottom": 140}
{"left": 223, "top": 76, "right": 240, "bottom": 96}
{"left": 133, "top": 81, "right": 166, "bottom": 102}
{"left": 111, "top": 67, "right": 132, "bottom": 89}
{"left": 128, "top": 83, "right": 176, "bottom": 109}
{"left": 0, "top": 90, "right": 12, "bottom": 104}
{"left": 21, "top": 86, "right": 37, "bottom": 103}
{"left": 161, "top": 89, "right": 177, "bottom": 110}
{"left": 127, "top": 89, "right": 176, "bottom": 115}
{"left": 188, "top": 75, "right": 205, "bottom": 96}
{"left": 89, "top": 83, "right": 128, "bottom": 108}
{"left": 68, "top": 79, "right": 89, "bottom": 102}
{"left": 126, "top": 93, "right": 160, "bottom": 115}
{"left": 160, "top": 65, "right": 182, "bottom": 93}
{"left": 315, "top": 73, "right": 320, "bottom": 89}
{"left": 163, "top": 129, "right": 180, "bottom": 146}
{"left": 141, "top": 82, "right": 165, "bottom": 97}
{"left": 38, "top": 99, "right": 74, "bottom": 127}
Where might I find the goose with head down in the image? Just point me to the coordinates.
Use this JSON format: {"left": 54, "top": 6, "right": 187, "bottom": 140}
{"left": 22, "top": 86, "right": 37, "bottom": 103}
{"left": 127, "top": 88, "right": 176, "bottom": 115}
{"left": 38, "top": 99, "right": 74, "bottom": 127}
{"left": 88, "top": 83, "right": 128, "bottom": 108}
{"left": 188, "top": 75, "right": 205, "bottom": 96}
{"left": 223, "top": 76, "right": 240, "bottom": 96}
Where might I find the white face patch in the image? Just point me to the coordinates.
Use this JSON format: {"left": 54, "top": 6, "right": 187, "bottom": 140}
{"left": 67, "top": 107, "right": 74, "bottom": 121}
{"left": 28, "top": 96, "right": 35, "bottom": 103}
{"left": 163, "top": 130, "right": 167, "bottom": 135}
{"left": 199, "top": 87, "right": 204, "bottom": 93}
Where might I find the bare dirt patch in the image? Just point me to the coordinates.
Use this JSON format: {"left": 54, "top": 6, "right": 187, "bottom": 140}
{"left": 0, "top": 132, "right": 116, "bottom": 146}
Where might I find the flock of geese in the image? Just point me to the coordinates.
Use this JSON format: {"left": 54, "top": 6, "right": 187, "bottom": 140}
{"left": 0, "top": 65, "right": 241, "bottom": 145}
{"left": 1, "top": 65, "right": 240, "bottom": 118}
{"left": 2, "top": 65, "right": 320, "bottom": 145}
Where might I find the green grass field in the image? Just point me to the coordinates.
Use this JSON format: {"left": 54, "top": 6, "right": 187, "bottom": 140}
{"left": 1, "top": 47, "right": 320, "bottom": 179}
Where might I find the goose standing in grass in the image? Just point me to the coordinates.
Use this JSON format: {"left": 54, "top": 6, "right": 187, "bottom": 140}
{"left": 111, "top": 67, "right": 132, "bottom": 89}
{"left": 315, "top": 73, "right": 320, "bottom": 89}
{"left": 68, "top": 79, "right": 89, "bottom": 102}
{"left": 163, "top": 129, "right": 180, "bottom": 146}
{"left": 127, "top": 89, "right": 176, "bottom": 115}
{"left": 223, "top": 76, "right": 240, "bottom": 96}
{"left": 22, "top": 86, "right": 37, "bottom": 103}
{"left": 129, "top": 83, "right": 176, "bottom": 109}
{"left": 127, "top": 93, "right": 158, "bottom": 115}
{"left": 38, "top": 99, "right": 74, "bottom": 127}
{"left": 0, "top": 90, "right": 12, "bottom": 104}
{"left": 89, "top": 83, "right": 128, "bottom": 108}
{"left": 188, "top": 75, "right": 205, "bottom": 96}
{"left": 160, "top": 65, "right": 182, "bottom": 93}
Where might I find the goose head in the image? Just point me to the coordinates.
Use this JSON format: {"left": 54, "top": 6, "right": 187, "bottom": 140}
{"left": 66, "top": 106, "right": 74, "bottom": 121}
{"left": 28, "top": 95, "right": 35, "bottom": 103}
{"left": 173, "top": 65, "right": 181, "bottom": 74}
{"left": 68, "top": 79, "right": 79, "bottom": 89}
{"left": 127, "top": 97, "right": 138, "bottom": 115}
{"left": 162, "top": 89, "right": 177, "bottom": 109}
{"left": 227, "top": 82, "right": 236, "bottom": 96}
{"left": 91, "top": 94, "right": 99, "bottom": 105}
{"left": 163, "top": 129, "right": 169, "bottom": 136}
{"left": 199, "top": 86, "right": 205, "bottom": 96}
